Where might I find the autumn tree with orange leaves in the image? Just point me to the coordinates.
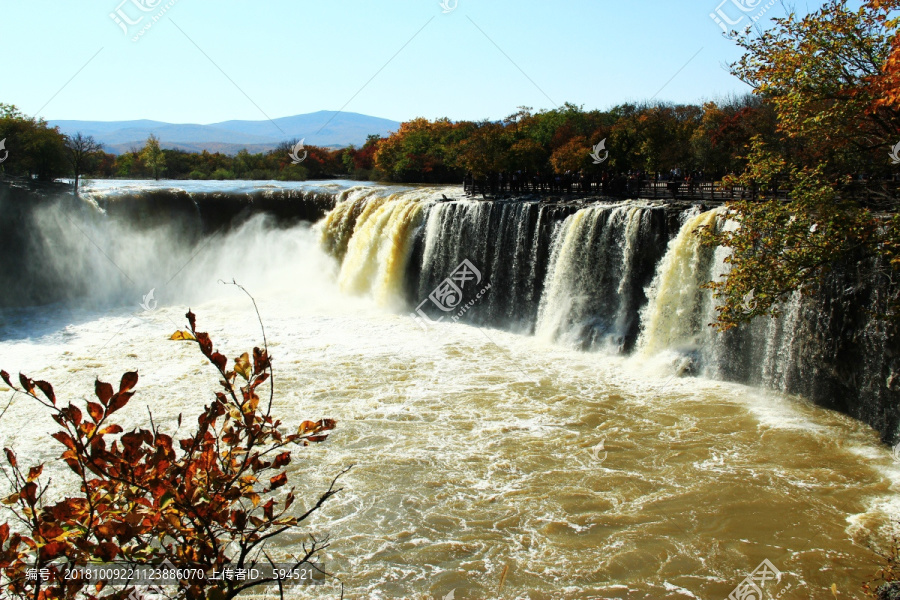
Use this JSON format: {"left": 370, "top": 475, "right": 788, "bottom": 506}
{"left": 0, "top": 311, "right": 344, "bottom": 600}
{"left": 701, "top": 0, "right": 900, "bottom": 330}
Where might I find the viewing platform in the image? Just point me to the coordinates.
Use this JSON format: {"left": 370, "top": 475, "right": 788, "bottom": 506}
{"left": 463, "top": 177, "right": 900, "bottom": 210}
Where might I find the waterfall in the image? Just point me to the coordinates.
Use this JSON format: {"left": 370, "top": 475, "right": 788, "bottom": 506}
{"left": 637, "top": 208, "right": 720, "bottom": 357}
{"left": 415, "top": 200, "right": 561, "bottom": 330}
{"left": 331, "top": 191, "right": 431, "bottom": 307}
{"left": 0, "top": 182, "right": 339, "bottom": 309}
{"left": 535, "top": 204, "right": 652, "bottom": 351}
{"left": 317, "top": 191, "right": 899, "bottom": 442}
{"left": 756, "top": 291, "right": 803, "bottom": 391}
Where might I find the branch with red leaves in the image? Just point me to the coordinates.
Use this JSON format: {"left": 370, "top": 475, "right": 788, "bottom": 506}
{"left": 0, "top": 311, "right": 346, "bottom": 600}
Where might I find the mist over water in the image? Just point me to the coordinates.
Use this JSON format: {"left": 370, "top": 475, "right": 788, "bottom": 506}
{"left": 0, "top": 182, "right": 897, "bottom": 599}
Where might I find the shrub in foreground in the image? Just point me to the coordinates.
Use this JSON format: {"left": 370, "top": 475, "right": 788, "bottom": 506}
{"left": 0, "top": 311, "right": 343, "bottom": 599}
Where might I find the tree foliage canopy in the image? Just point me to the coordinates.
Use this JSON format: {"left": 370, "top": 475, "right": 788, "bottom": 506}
{"left": 702, "top": 0, "right": 900, "bottom": 330}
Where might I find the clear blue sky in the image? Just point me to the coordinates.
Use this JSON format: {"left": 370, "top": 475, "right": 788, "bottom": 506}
{"left": 0, "top": 0, "right": 807, "bottom": 125}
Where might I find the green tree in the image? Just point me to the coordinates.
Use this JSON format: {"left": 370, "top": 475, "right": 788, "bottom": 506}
{"left": 0, "top": 105, "right": 68, "bottom": 182}
{"left": 140, "top": 134, "right": 166, "bottom": 180}
{"left": 730, "top": 0, "right": 900, "bottom": 177}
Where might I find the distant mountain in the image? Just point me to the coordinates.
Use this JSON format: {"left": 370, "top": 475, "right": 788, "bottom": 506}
{"left": 49, "top": 111, "right": 400, "bottom": 155}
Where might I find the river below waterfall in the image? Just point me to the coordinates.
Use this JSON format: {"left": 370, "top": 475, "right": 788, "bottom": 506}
{"left": 0, "top": 181, "right": 897, "bottom": 599}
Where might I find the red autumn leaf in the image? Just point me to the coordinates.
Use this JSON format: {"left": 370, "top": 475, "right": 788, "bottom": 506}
{"left": 21, "top": 482, "right": 37, "bottom": 505}
{"left": 95, "top": 379, "right": 114, "bottom": 406}
{"left": 99, "top": 425, "right": 123, "bottom": 435}
{"left": 95, "top": 523, "right": 117, "bottom": 540}
{"left": 0, "top": 523, "right": 9, "bottom": 544}
{"left": 86, "top": 402, "right": 104, "bottom": 423}
{"left": 0, "top": 370, "right": 11, "bottom": 388}
{"left": 4, "top": 448, "right": 16, "bottom": 468}
{"left": 40, "top": 541, "right": 68, "bottom": 561}
{"left": 210, "top": 352, "right": 227, "bottom": 373}
{"left": 34, "top": 381, "right": 55, "bottom": 405}
{"left": 186, "top": 310, "right": 196, "bottom": 332}
{"left": 298, "top": 419, "right": 337, "bottom": 437}
{"left": 38, "top": 523, "right": 65, "bottom": 542}
{"left": 107, "top": 391, "right": 133, "bottom": 415}
{"left": 18, "top": 374, "right": 35, "bottom": 395}
{"left": 263, "top": 498, "right": 275, "bottom": 520}
{"left": 52, "top": 432, "right": 77, "bottom": 451}
{"left": 272, "top": 452, "right": 291, "bottom": 469}
{"left": 298, "top": 421, "right": 318, "bottom": 435}
{"left": 234, "top": 511, "right": 248, "bottom": 530}
{"left": 253, "top": 347, "right": 270, "bottom": 374}
{"left": 121, "top": 432, "right": 146, "bottom": 454}
{"left": 26, "top": 466, "right": 43, "bottom": 482}
{"left": 155, "top": 434, "right": 173, "bottom": 453}
{"left": 119, "top": 371, "right": 139, "bottom": 394}
{"left": 94, "top": 541, "right": 119, "bottom": 561}
{"left": 195, "top": 332, "right": 213, "bottom": 356}
{"left": 62, "top": 404, "right": 83, "bottom": 426}
{"left": 269, "top": 472, "right": 287, "bottom": 489}
{"left": 307, "top": 435, "right": 329, "bottom": 443}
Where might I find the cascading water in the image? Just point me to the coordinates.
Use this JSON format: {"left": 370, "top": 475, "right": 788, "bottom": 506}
{"left": 633, "top": 206, "right": 899, "bottom": 441}
{"left": 636, "top": 208, "right": 718, "bottom": 357}
{"left": 415, "top": 200, "right": 554, "bottom": 330}
{"left": 319, "top": 192, "right": 899, "bottom": 443}
{"left": 757, "top": 290, "right": 804, "bottom": 391}
{"left": 536, "top": 203, "right": 657, "bottom": 352}
{"left": 0, "top": 180, "right": 342, "bottom": 308}
{"left": 330, "top": 190, "right": 430, "bottom": 307}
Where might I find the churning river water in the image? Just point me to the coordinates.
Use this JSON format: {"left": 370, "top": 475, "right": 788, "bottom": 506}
{"left": 0, "top": 181, "right": 897, "bottom": 599}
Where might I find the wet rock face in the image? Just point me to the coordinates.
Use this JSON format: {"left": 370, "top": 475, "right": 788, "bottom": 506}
{"left": 796, "top": 257, "right": 900, "bottom": 443}
{"left": 95, "top": 189, "right": 337, "bottom": 233}
{"left": 0, "top": 184, "right": 72, "bottom": 307}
